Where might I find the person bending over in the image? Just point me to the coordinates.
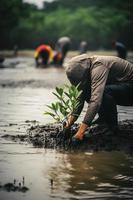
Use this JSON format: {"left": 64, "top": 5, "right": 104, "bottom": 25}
{"left": 34, "top": 44, "right": 53, "bottom": 67}
{"left": 112, "top": 40, "right": 127, "bottom": 60}
{"left": 65, "top": 54, "right": 133, "bottom": 141}
{"left": 55, "top": 37, "right": 71, "bottom": 65}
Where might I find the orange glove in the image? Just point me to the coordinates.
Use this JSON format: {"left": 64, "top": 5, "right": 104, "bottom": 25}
{"left": 73, "top": 123, "right": 89, "bottom": 140}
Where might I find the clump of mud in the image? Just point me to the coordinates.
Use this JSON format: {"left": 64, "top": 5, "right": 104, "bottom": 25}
{"left": 0, "top": 177, "right": 29, "bottom": 193}
{"left": 2, "top": 120, "right": 133, "bottom": 154}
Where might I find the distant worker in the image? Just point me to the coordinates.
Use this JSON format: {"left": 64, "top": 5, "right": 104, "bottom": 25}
{"left": 34, "top": 44, "right": 53, "bottom": 67}
{"left": 13, "top": 45, "right": 18, "bottom": 56}
{"left": 55, "top": 36, "right": 71, "bottom": 65}
{"left": 0, "top": 54, "right": 5, "bottom": 63}
{"left": 53, "top": 51, "right": 62, "bottom": 66}
{"left": 112, "top": 40, "right": 127, "bottom": 59}
{"left": 79, "top": 41, "right": 88, "bottom": 54}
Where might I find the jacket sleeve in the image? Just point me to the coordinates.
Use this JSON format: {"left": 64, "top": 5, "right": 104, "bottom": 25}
{"left": 71, "top": 92, "right": 85, "bottom": 120}
{"left": 82, "top": 62, "right": 109, "bottom": 125}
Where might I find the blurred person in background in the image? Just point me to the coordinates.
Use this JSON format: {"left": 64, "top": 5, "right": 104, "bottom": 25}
{"left": 34, "top": 44, "right": 53, "bottom": 67}
{"left": 55, "top": 36, "right": 71, "bottom": 65}
{"left": 13, "top": 45, "right": 18, "bottom": 57}
{"left": 112, "top": 40, "right": 127, "bottom": 60}
{"left": 0, "top": 54, "right": 5, "bottom": 64}
{"left": 52, "top": 51, "right": 63, "bottom": 66}
{"left": 79, "top": 41, "right": 88, "bottom": 54}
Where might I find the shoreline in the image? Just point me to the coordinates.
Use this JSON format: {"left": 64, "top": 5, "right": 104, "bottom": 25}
{"left": 0, "top": 50, "right": 133, "bottom": 58}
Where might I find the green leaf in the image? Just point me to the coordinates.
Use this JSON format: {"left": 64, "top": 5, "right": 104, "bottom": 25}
{"left": 52, "top": 103, "right": 56, "bottom": 111}
{"left": 55, "top": 102, "right": 59, "bottom": 110}
{"left": 44, "top": 112, "right": 55, "bottom": 117}
{"left": 52, "top": 92, "right": 62, "bottom": 100}
{"left": 55, "top": 87, "right": 63, "bottom": 96}
{"left": 77, "top": 90, "right": 82, "bottom": 97}
{"left": 64, "top": 91, "right": 71, "bottom": 98}
{"left": 47, "top": 105, "right": 54, "bottom": 110}
{"left": 66, "top": 99, "right": 70, "bottom": 105}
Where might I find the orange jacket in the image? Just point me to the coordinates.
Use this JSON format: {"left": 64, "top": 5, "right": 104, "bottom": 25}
{"left": 34, "top": 44, "right": 53, "bottom": 63}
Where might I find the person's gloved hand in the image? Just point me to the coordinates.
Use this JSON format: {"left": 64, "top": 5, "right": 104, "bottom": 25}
{"left": 63, "top": 115, "right": 76, "bottom": 128}
{"left": 72, "top": 123, "right": 89, "bottom": 141}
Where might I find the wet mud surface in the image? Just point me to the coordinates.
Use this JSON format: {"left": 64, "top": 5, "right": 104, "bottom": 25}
{"left": 2, "top": 120, "right": 133, "bottom": 155}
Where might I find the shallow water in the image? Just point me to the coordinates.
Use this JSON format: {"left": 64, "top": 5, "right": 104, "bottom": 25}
{"left": 0, "top": 57, "right": 133, "bottom": 200}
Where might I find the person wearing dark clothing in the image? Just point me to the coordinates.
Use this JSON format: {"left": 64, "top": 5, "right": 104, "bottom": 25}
{"left": 65, "top": 54, "right": 133, "bottom": 141}
{"left": 112, "top": 41, "right": 127, "bottom": 59}
{"left": 13, "top": 45, "right": 18, "bottom": 56}
{"left": 0, "top": 55, "right": 4, "bottom": 63}
{"left": 34, "top": 44, "right": 53, "bottom": 67}
{"left": 53, "top": 51, "right": 62, "bottom": 66}
{"left": 79, "top": 41, "right": 88, "bottom": 54}
{"left": 55, "top": 37, "right": 71, "bottom": 65}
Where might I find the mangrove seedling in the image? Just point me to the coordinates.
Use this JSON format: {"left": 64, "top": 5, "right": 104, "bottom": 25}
{"left": 44, "top": 84, "right": 82, "bottom": 123}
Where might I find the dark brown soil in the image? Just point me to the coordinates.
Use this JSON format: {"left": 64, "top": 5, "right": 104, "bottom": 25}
{"left": 2, "top": 120, "right": 133, "bottom": 154}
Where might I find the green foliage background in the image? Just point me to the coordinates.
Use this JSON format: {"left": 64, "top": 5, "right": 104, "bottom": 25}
{"left": 0, "top": 0, "right": 133, "bottom": 50}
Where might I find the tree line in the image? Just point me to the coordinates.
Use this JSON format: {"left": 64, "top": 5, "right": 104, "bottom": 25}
{"left": 0, "top": 0, "right": 133, "bottom": 50}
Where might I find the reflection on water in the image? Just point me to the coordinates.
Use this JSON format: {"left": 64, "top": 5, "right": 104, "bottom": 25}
{"left": 1, "top": 137, "right": 133, "bottom": 200}
{"left": 0, "top": 57, "right": 133, "bottom": 200}
{"left": 48, "top": 152, "right": 133, "bottom": 199}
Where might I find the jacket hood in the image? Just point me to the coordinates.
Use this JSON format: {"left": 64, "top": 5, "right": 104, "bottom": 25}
{"left": 65, "top": 54, "right": 91, "bottom": 85}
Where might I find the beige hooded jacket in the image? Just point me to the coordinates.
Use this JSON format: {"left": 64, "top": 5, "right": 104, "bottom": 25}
{"left": 65, "top": 54, "right": 133, "bottom": 125}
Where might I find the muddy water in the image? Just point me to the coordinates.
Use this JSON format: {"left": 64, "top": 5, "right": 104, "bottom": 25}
{"left": 0, "top": 57, "right": 133, "bottom": 200}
